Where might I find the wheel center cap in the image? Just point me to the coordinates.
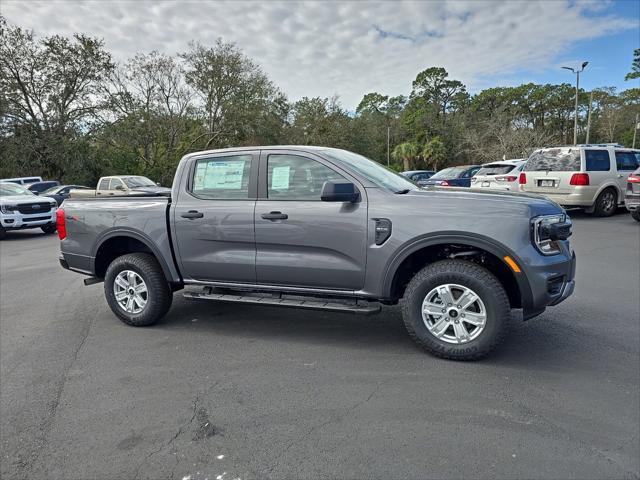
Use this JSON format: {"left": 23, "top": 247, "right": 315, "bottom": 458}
{"left": 128, "top": 288, "right": 135, "bottom": 295}
{"left": 449, "top": 309, "right": 459, "bottom": 318}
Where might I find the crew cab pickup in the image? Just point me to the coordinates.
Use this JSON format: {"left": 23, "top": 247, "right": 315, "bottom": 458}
{"left": 69, "top": 175, "right": 170, "bottom": 198}
{"left": 58, "top": 146, "right": 576, "bottom": 360}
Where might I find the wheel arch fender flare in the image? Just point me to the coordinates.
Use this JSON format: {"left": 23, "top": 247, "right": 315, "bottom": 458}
{"left": 91, "top": 228, "right": 181, "bottom": 283}
{"left": 380, "top": 232, "right": 534, "bottom": 308}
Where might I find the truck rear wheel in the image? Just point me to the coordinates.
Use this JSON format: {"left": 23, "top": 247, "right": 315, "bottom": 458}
{"left": 401, "top": 259, "right": 510, "bottom": 360}
{"left": 104, "top": 253, "right": 172, "bottom": 326}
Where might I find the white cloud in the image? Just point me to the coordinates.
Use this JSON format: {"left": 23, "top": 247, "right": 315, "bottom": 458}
{"left": 2, "top": 0, "right": 634, "bottom": 108}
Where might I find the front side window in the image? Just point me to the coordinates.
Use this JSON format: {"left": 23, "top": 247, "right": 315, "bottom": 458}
{"left": 192, "top": 155, "right": 252, "bottom": 199}
{"left": 267, "top": 155, "right": 346, "bottom": 201}
{"left": 109, "top": 178, "right": 125, "bottom": 190}
{"left": 585, "top": 150, "right": 611, "bottom": 172}
{"left": 615, "top": 151, "right": 639, "bottom": 171}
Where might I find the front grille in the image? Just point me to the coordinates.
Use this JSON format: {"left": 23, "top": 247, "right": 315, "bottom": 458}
{"left": 22, "top": 215, "right": 51, "bottom": 222}
{"left": 17, "top": 203, "right": 52, "bottom": 214}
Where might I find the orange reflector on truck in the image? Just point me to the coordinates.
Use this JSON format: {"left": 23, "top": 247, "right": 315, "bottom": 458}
{"left": 503, "top": 255, "right": 521, "bottom": 273}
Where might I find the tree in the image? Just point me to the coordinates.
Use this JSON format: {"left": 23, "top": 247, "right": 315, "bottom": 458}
{"left": 411, "top": 67, "right": 466, "bottom": 119}
{"left": 392, "top": 142, "right": 418, "bottom": 171}
{"left": 0, "top": 16, "right": 113, "bottom": 180}
{"left": 625, "top": 48, "right": 640, "bottom": 81}
{"left": 421, "top": 137, "right": 446, "bottom": 170}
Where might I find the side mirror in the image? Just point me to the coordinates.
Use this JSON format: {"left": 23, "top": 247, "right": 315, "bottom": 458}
{"left": 156, "top": 182, "right": 161, "bottom": 187}
{"left": 321, "top": 181, "right": 360, "bottom": 203}
{"left": 115, "top": 185, "right": 124, "bottom": 191}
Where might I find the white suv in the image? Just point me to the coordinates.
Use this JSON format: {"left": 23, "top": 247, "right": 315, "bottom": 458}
{"left": 470, "top": 159, "right": 525, "bottom": 192}
{"left": 519, "top": 145, "right": 640, "bottom": 216}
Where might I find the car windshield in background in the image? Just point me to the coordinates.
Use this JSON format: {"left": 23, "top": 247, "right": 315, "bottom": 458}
{"left": 41, "top": 186, "right": 61, "bottom": 195}
{"left": 430, "top": 167, "right": 467, "bottom": 179}
{"left": 321, "top": 149, "right": 416, "bottom": 192}
{"left": 476, "top": 164, "right": 516, "bottom": 176}
{"left": 0, "top": 183, "right": 33, "bottom": 196}
{"left": 123, "top": 176, "right": 156, "bottom": 188}
{"left": 525, "top": 149, "right": 581, "bottom": 172}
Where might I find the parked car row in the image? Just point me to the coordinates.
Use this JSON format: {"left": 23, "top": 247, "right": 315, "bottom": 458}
{"left": 403, "top": 143, "right": 640, "bottom": 219}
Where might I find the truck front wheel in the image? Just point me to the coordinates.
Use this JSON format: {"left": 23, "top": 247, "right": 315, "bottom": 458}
{"left": 401, "top": 259, "right": 510, "bottom": 360}
{"left": 104, "top": 253, "right": 172, "bottom": 326}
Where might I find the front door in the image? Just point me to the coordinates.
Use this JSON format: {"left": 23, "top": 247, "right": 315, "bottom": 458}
{"left": 173, "top": 152, "right": 258, "bottom": 283}
{"left": 254, "top": 151, "right": 367, "bottom": 290}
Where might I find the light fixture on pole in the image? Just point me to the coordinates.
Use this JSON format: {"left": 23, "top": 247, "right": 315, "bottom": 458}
{"left": 562, "top": 62, "right": 588, "bottom": 145}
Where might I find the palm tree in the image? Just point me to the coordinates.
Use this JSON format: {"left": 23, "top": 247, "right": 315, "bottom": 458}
{"left": 391, "top": 142, "right": 418, "bottom": 171}
{"left": 421, "top": 137, "right": 446, "bottom": 171}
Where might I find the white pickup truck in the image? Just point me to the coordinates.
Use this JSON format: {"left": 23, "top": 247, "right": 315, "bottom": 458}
{"left": 70, "top": 175, "right": 170, "bottom": 198}
{"left": 0, "top": 182, "right": 57, "bottom": 239}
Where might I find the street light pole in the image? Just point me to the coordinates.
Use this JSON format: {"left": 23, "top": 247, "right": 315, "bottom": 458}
{"left": 562, "top": 62, "right": 588, "bottom": 145}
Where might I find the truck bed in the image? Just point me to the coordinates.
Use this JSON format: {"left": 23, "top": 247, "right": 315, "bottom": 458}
{"left": 59, "top": 196, "right": 180, "bottom": 282}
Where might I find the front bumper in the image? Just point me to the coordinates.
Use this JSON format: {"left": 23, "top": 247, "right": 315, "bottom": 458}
{"left": 520, "top": 243, "right": 576, "bottom": 320}
{"left": 1, "top": 209, "right": 56, "bottom": 229}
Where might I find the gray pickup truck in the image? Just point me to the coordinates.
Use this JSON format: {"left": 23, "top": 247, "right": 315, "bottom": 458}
{"left": 58, "top": 146, "right": 576, "bottom": 360}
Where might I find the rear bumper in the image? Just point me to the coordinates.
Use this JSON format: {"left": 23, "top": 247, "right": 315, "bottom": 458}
{"left": 528, "top": 191, "right": 594, "bottom": 207}
{"left": 624, "top": 193, "right": 640, "bottom": 211}
{"left": 521, "top": 244, "right": 576, "bottom": 320}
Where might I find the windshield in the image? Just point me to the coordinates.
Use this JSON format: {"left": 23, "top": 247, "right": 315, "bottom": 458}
{"left": 0, "top": 183, "right": 34, "bottom": 196}
{"left": 41, "top": 186, "right": 62, "bottom": 195}
{"left": 525, "top": 149, "right": 581, "bottom": 172}
{"left": 123, "top": 176, "right": 156, "bottom": 188}
{"left": 430, "top": 167, "right": 467, "bottom": 179}
{"left": 475, "top": 164, "right": 517, "bottom": 176}
{"left": 321, "top": 149, "right": 417, "bottom": 192}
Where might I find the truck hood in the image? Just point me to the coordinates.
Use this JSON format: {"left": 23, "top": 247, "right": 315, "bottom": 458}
{"left": 405, "top": 186, "right": 563, "bottom": 216}
{"left": 0, "top": 195, "right": 56, "bottom": 206}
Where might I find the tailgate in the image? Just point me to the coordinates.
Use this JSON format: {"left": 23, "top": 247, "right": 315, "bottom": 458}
{"left": 522, "top": 171, "right": 574, "bottom": 194}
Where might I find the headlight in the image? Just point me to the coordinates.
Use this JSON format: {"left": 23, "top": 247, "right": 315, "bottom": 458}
{"left": 0, "top": 204, "right": 18, "bottom": 214}
{"left": 531, "top": 214, "right": 569, "bottom": 255}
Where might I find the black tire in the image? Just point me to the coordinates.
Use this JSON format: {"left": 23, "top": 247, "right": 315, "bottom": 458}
{"left": 104, "top": 253, "right": 172, "bottom": 326}
{"left": 593, "top": 188, "right": 617, "bottom": 217}
{"left": 630, "top": 210, "right": 640, "bottom": 222}
{"left": 41, "top": 223, "right": 57, "bottom": 234}
{"left": 401, "top": 259, "right": 510, "bottom": 361}
{"left": 0, "top": 227, "right": 5, "bottom": 240}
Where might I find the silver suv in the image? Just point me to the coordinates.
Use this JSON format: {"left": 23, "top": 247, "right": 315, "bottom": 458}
{"left": 519, "top": 145, "right": 640, "bottom": 216}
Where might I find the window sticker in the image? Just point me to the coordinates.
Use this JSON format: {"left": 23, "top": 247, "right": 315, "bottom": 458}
{"left": 199, "top": 160, "right": 246, "bottom": 190}
{"left": 271, "top": 166, "right": 290, "bottom": 190}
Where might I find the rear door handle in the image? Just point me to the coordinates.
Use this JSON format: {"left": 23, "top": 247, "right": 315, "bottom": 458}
{"left": 261, "top": 211, "right": 288, "bottom": 220}
{"left": 181, "top": 210, "right": 204, "bottom": 219}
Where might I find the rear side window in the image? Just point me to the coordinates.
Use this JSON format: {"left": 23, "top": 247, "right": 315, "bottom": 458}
{"left": 585, "top": 150, "right": 611, "bottom": 172}
{"left": 192, "top": 155, "right": 252, "bottom": 199}
{"left": 525, "top": 149, "right": 581, "bottom": 172}
{"left": 615, "top": 151, "right": 639, "bottom": 171}
{"left": 98, "top": 179, "right": 110, "bottom": 190}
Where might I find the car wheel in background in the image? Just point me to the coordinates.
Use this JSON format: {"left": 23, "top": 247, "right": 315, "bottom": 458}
{"left": 631, "top": 210, "right": 640, "bottom": 222}
{"left": 41, "top": 224, "right": 57, "bottom": 234}
{"left": 401, "top": 259, "right": 510, "bottom": 361}
{"left": 0, "top": 227, "right": 5, "bottom": 240}
{"left": 593, "top": 188, "right": 617, "bottom": 217}
{"left": 104, "top": 253, "right": 172, "bottom": 327}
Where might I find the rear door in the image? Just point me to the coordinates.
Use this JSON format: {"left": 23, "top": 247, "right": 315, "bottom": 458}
{"left": 254, "top": 150, "right": 368, "bottom": 290}
{"left": 522, "top": 149, "right": 581, "bottom": 194}
{"left": 584, "top": 149, "right": 613, "bottom": 198}
{"left": 95, "top": 178, "right": 111, "bottom": 196}
{"left": 614, "top": 150, "right": 640, "bottom": 196}
{"left": 173, "top": 151, "right": 258, "bottom": 283}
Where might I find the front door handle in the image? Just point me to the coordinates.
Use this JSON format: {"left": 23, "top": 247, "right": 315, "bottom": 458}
{"left": 261, "top": 211, "right": 288, "bottom": 220}
{"left": 181, "top": 210, "right": 204, "bottom": 219}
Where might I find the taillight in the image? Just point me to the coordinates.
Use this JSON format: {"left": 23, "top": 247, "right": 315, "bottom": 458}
{"left": 496, "top": 175, "right": 517, "bottom": 182}
{"left": 56, "top": 208, "right": 66, "bottom": 240}
{"left": 518, "top": 172, "right": 527, "bottom": 185}
{"left": 440, "top": 180, "right": 450, "bottom": 186}
{"left": 628, "top": 175, "right": 640, "bottom": 183}
{"left": 569, "top": 173, "right": 590, "bottom": 186}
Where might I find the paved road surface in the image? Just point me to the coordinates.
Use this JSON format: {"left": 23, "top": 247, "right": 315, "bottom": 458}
{"left": 1, "top": 212, "right": 639, "bottom": 480}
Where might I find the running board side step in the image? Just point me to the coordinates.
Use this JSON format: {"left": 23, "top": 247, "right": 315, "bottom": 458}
{"left": 183, "top": 288, "right": 381, "bottom": 315}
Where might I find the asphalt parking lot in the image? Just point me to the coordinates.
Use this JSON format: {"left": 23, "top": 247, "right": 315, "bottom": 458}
{"left": 1, "top": 211, "right": 639, "bottom": 480}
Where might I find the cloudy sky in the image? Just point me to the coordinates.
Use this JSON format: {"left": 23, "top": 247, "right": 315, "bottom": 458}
{"left": 2, "top": 0, "right": 638, "bottom": 108}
